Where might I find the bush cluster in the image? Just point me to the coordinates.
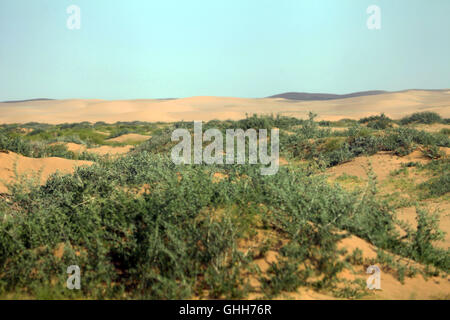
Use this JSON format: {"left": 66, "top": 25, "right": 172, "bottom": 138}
{"left": 0, "top": 112, "right": 448, "bottom": 299}
{"left": 400, "top": 112, "right": 443, "bottom": 125}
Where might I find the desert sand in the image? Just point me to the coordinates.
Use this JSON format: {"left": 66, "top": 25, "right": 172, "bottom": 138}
{"left": 1, "top": 90, "right": 449, "bottom": 300}
{"left": 107, "top": 133, "right": 151, "bottom": 143}
{"left": 1, "top": 90, "right": 449, "bottom": 124}
{"left": 326, "top": 148, "right": 450, "bottom": 248}
{"left": 87, "top": 145, "right": 133, "bottom": 156}
{"left": 0, "top": 151, "right": 92, "bottom": 193}
{"left": 326, "top": 150, "right": 436, "bottom": 182}
{"left": 51, "top": 142, "right": 133, "bottom": 156}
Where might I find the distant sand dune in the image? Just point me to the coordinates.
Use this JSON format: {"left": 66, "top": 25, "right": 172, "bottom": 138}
{"left": 1, "top": 90, "right": 449, "bottom": 124}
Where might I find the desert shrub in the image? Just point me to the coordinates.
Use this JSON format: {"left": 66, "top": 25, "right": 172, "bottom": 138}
{"left": 53, "top": 135, "right": 86, "bottom": 145}
{"left": 320, "top": 141, "right": 354, "bottom": 166}
{"left": 359, "top": 114, "right": 389, "bottom": 124}
{"left": 381, "top": 128, "right": 414, "bottom": 156}
{"left": 173, "top": 121, "right": 194, "bottom": 130}
{"left": 347, "top": 127, "right": 381, "bottom": 156}
{"left": 297, "top": 112, "right": 319, "bottom": 138}
{"left": 440, "top": 128, "right": 450, "bottom": 135}
{"left": 25, "top": 126, "right": 107, "bottom": 146}
{"left": 0, "top": 133, "right": 33, "bottom": 156}
{"left": 132, "top": 129, "right": 175, "bottom": 155}
{"left": 321, "top": 137, "right": 346, "bottom": 153}
{"left": 419, "top": 174, "right": 450, "bottom": 198}
{"left": 272, "top": 115, "right": 304, "bottom": 129}
{"left": 236, "top": 114, "right": 274, "bottom": 130}
{"left": 308, "top": 126, "right": 381, "bottom": 166}
{"left": 203, "top": 114, "right": 303, "bottom": 132}
{"left": 413, "top": 158, "right": 450, "bottom": 199}
{"left": 407, "top": 129, "right": 449, "bottom": 147}
{"left": 326, "top": 146, "right": 354, "bottom": 166}
{"left": 0, "top": 152, "right": 407, "bottom": 298}
{"left": 339, "top": 171, "right": 398, "bottom": 248}
{"left": 108, "top": 129, "right": 132, "bottom": 139}
{"left": 36, "top": 143, "right": 74, "bottom": 158}
{"left": 1, "top": 116, "right": 449, "bottom": 299}
{"left": 333, "top": 119, "right": 358, "bottom": 127}
{"left": 420, "top": 158, "right": 450, "bottom": 175}
{"left": 0, "top": 155, "right": 247, "bottom": 298}
{"left": 0, "top": 132, "right": 99, "bottom": 160}
{"left": 318, "top": 120, "right": 331, "bottom": 127}
{"left": 367, "top": 119, "right": 392, "bottom": 130}
{"left": 279, "top": 133, "right": 308, "bottom": 159}
{"left": 400, "top": 112, "right": 442, "bottom": 125}
{"left": 346, "top": 248, "right": 364, "bottom": 265}
{"left": 421, "top": 145, "right": 445, "bottom": 160}
{"left": 260, "top": 260, "right": 306, "bottom": 297}
{"left": 93, "top": 121, "right": 108, "bottom": 127}
{"left": 59, "top": 122, "right": 93, "bottom": 130}
{"left": 203, "top": 119, "right": 225, "bottom": 131}
{"left": 284, "top": 125, "right": 382, "bottom": 167}
{"left": 359, "top": 113, "right": 393, "bottom": 130}
{"left": 332, "top": 279, "right": 367, "bottom": 299}
{"left": 21, "top": 122, "right": 53, "bottom": 131}
{"left": 28, "top": 128, "right": 52, "bottom": 138}
{"left": 406, "top": 208, "right": 449, "bottom": 270}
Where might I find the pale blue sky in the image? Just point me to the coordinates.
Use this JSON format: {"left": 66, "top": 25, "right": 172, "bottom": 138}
{"left": 0, "top": 0, "right": 449, "bottom": 100}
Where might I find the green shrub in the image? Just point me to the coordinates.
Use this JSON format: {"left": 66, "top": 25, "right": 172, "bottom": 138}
{"left": 0, "top": 153, "right": 408, "bottom": 298}
{"left": 381, "top": 128, "right": 414, "bottom": 156}
{"left": 421, "top": 145, "right": 445, "bottom": 160}
{"left": 409, "top": 208, "right": 448, "bottom": 269}
{"left": 0, "top": 134, "right": 33, "bottom": 156}
{"left": 318, "top": 120, "right": 331, "bottom": 127}
{"left": 260, "top": 260, "right": 304, "bottom": 297}
{"left": 440, "top": 128, "right": 450, "bottom": 135}
{"left": 1, "top": 116, "right": 449, "bottom": 299}
{"left": 132, "top": 129, "right": 174, "bottom": 155}
{"left": 400, "top": 112, "right": 443, "bottom": 125}
{"left": 359, "top": 113, "right": 393, "bottom": 130}
{"left": 419, "top": 174, "right": 450, "bottom": 198}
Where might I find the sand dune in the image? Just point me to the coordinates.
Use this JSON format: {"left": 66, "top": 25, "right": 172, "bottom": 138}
{"left": 50, "top": 142, "right": 133, "bottom": 156}
{"left": 1, "top": 90, "right": 449, "bottom": 124}
{"left": 88, "top": 145, "right": 133, "bottom": 156}
{"left": 327, "top": 149, "right": 450, "bottom": 251}
{"left": 107, "top": 133, "right": 151, "bottom": 143}
{"left": 326, "top": 150, "right": 433, "bottom": 182}
{"left": 0, "top": 151, "right": 92, "bottom": 193}
{"left": 338, "top": 235, "right": 450, "bottom": 300}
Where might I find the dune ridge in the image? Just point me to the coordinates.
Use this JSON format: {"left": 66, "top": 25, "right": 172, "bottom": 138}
{"left": 0, "top": 90, "right": 449, "bottom": 124}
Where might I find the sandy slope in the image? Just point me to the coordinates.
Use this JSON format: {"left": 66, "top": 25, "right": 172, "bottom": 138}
{"left": 326, "top": 150, "right": 432, "bottom": 182}
{"left": 327, "top": 149, "right": 450, "bottom": 246}
{"left": 88, "top": 145, "right": 133, "bottom": 155}
{"left": 0, "top": 151, "right": 92, "bottom": 193}
{"left": 244, "top": 229, "right": 450, "bottom": 300}
{"left": 107, "top": 133, "right": 151, "bottom": 143}
{"left": 1, "top": 90, "right": 449, "bottom": 124}
{"left": 337, "top": 236, "right": 450, "bottom": 300}
{"left": 51, "top": 142, "right": 133, "bottom": 156}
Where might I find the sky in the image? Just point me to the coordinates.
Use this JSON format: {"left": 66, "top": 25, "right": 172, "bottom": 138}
{"left": 0, "top": 0, "right": 449, "bottom": 100}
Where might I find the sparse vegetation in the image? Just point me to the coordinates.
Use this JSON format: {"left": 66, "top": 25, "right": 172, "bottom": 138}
{"left": 0, "top": 111, "right": 448, "bottom": 299}
{"left": 359, "top": 113, "right": 393, "bottom": 130}
{"left": 400, "top": 112, "right": 443, "bottom": 125}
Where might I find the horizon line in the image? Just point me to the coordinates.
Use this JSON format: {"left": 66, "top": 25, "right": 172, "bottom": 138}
{"left": 2, "top": 88, "right": 450, "bottom": 104}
